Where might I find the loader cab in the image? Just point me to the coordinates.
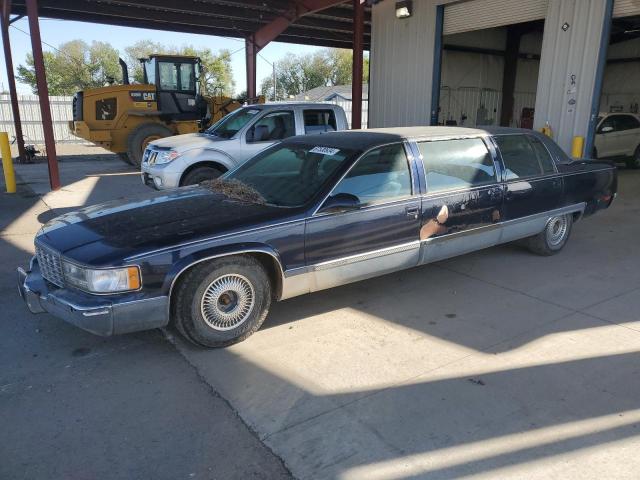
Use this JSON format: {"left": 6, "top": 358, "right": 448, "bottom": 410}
{"left": 141, "top": 55, "right": 205, "bottom": 121}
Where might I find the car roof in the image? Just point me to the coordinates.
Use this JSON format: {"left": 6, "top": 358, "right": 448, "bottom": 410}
{"left": 283, "top": 126, "right": 546, "bottom": 151}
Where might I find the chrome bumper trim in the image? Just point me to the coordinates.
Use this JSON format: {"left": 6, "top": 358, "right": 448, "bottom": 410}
{"left": 17, "top": 260, "right": 169, "bottom": 336}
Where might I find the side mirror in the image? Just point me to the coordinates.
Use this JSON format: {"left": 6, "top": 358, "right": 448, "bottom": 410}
{"left": 600, "top": 126, "right": 614, "bottom": 134}
{"left": 318, "top": 193, "right": 361, "bottom": 214}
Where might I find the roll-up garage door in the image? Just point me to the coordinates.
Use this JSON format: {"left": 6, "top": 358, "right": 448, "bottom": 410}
{"left": 443, "top": 0, "right": 548, "bottom": 35}
{"left": 613, "top": 0, "right": 640, "bottom": 18}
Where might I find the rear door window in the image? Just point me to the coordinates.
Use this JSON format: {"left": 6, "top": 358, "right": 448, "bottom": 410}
{"left": 616, "top": 115, "right": 640, "bottom": 131}
{"left": 303, "top": 109, "right": 337, "bottom": 134}
{"left": 527, "top": 136, "right": 556, "bottom": 174}
{"left": 494, "top": 135, "right": 544, "bottom": 180}
{"left": 247, "top": 111, "right": 296, "bottom": 142}
{"left": 418, "top": 138, "right": 496, "bottom": 194}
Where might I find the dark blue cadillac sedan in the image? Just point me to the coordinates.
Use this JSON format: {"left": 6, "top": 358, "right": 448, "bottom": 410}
{"left": 18, "top": 127, "right": 617, "bottom": 347}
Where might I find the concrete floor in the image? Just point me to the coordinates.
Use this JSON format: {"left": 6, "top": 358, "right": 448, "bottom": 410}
{"left": 2, "top": 152, "right": 640, "bottom": 479}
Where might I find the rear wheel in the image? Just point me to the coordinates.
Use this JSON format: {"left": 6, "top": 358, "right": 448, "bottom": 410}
{"left": 181, "top": 166, "right": 224, "bottom": 186}
{"left": 172, "top": 255, "right": 271, "bottom": 348}
{"left": 127, "top": 123, "right": 172, "bottom": 168}
{"left": 526, "top": 214, "right": 573, "bottom": 256}
{"left": 626, "top": 146, "right": 640, "bottom": 169}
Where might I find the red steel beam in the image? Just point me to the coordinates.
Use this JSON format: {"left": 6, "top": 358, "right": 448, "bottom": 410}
{"left": 0, "top": 0, "right": 26, "bottom": 162}
{"left": 351, "top": 0, "right": 364, "bottom": 129}
{"left": 25, "top": 0, "right": 60, "bottom": 189}
{"left": 245, "top": 0, "right": 347, "bottom": 101}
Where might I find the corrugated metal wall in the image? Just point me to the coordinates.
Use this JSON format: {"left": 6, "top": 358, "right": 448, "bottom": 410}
{"left": 613, "top": 0, "right": 640, "bottom": 17}
{"left": 533, "top": 0, "right": 609, "bottom": 152}
{"left": 369, "top": 0, "right": 454, "bottom": 128}
{"left": 443, "top": 0, "right": 548, "bottom": 35}
{"left": 0, "top": 94, "right": 87, "bottom": 144}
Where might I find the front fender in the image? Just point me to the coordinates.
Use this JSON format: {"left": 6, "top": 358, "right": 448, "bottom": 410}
{"left": 177, "top": 147, "right": 237, "bottom": 171}
{"left": 161, "top": 242, "right": 285, "bottom": 297}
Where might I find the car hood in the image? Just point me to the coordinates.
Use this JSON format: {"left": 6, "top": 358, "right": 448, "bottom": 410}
{"left": 37, "top": 186, "right": 297, "bottom": 266}
{"left": 150, "top": 133, "right": 230, "bottom": 153}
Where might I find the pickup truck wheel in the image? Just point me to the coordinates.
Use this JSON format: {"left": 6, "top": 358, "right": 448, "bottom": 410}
{"left": 181, "top": 166, "right": 224, "bottom": 186}
{"left": 127, "top": 123, "right": 172, "bottom": 168}
{"left": 527, "top": 214, "right": 573, "bottom": 256}
{"left": 626, "top": 146, "right": 640, "bottom": 169}
{"left": 172, "top": 255, "right": 271, "bottom": 348}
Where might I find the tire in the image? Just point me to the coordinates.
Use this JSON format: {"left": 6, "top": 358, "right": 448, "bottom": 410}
{"left": 126, "top": 123, "right": 172, "bottom": 168}
{"left": 117, "top": 152, "right": 133, "bottom": 166}
{"left": 181, "top": 166, "right": 224, "bottom": 186}
{"left": 172, "top": 255, "right": 272, "bottom": 348}
{"left": 526, "top": 213, "right": 573, "bottom": 256}
{"left": 626, "top": 146, "right": 640, "bottom": 169}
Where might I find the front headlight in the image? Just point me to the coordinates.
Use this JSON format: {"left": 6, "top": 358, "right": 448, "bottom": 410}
{"left": 154, "top": 149, "right": 180, "bottom": 165}
{"left": 62, "top": 261, "right": 141, "bottom": 293}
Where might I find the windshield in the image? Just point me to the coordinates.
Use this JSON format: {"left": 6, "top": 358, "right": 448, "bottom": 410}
{"left": 207, "top": 107, "right": 262, "bottom": 139}
{"left": 226, "top": 143, "right": 358, "bottom": 207}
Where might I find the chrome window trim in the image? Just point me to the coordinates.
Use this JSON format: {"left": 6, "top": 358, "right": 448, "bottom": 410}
{"left": 311, "top": 140, "right": 418, "bottom": 217}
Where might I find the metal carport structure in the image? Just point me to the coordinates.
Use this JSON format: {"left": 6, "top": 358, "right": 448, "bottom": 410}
{"left": 0, "top": 0, "right": 371, "bottom": 190}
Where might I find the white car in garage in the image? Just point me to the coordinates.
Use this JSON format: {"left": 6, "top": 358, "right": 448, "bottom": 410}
{"left": 594, "top": 112, "right": 640, "bottom": 168}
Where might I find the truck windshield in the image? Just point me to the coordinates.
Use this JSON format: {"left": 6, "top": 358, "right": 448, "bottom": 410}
{"left": 207, "top": 107, "right": 261, "bottom": 139}
{"left": 225, "top": 143, "right": 358, "bottom": 207}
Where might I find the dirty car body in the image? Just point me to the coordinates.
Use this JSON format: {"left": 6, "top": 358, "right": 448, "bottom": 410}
{"left": 18, "top": 127, "right": 617, "bottom": 346}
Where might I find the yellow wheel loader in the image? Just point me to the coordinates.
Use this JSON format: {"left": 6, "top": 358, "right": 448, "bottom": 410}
{"left": 69, "top": 55, "right": 254, "bottom": 166}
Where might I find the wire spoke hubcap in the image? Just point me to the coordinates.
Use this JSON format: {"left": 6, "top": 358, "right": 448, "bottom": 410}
{"left": 200, "top": 274, "right": 255, "bottom": 331}
{"left": 546, "top": 215, "right": 568, "bottom": 246}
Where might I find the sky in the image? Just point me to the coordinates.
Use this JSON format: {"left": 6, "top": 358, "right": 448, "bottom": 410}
{"left": 0, "top": 16, "right": 325, "bottom": 95}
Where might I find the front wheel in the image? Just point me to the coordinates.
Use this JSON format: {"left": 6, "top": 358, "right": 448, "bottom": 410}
{"left": 172, "top": 255, "right": 271, "bottom": 348}
{"left": 181, "top": 166, "right": 224, "bottom": 186}
{"left": 526, "top": 214, "right": 573, "bottom": 256}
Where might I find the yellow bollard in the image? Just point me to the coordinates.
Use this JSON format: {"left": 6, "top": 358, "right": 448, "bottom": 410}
{"left": 571, "top": 136, "right": 585, "bottom": 160}
{"left": 0, "top": 132, "right": 16, "bottom": 193}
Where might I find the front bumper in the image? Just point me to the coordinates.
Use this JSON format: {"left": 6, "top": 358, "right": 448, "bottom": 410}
{"left": 17, "top": 259, "right": 169, "bottom": 336}
{"left": 141, "top": 163, "right": 182, "bottom": 190}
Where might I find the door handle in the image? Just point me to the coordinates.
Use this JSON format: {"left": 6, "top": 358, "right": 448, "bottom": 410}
{"left": 405, "top": 207, "right": 420, "bottom": 219}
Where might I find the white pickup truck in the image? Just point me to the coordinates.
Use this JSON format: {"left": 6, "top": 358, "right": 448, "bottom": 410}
{"left": 141, "top": 102, "right": 349, "bottom": 189}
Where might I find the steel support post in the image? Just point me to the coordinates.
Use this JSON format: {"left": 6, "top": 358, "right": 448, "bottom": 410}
{"left": 25, "top": 0, "right": 60, "bottom": 190}
{"left": 0, "top": 0, "right": 26, "bottom": 163}
{"left": 351, "top": 0, "right": 364, "bottom": 129}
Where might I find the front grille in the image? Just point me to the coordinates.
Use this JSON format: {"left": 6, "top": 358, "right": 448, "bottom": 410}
{"left": 35, "top": 242, "right": 64, "bottom": 287}
{"left": 143, "top": 149, "right": 158, "bottom": 165}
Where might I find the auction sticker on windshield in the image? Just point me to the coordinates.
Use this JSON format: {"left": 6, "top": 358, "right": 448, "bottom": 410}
{"left": 246, "top": 109, "right": 260, "bottom": 115}
{"left": 310, "top": 146, "right": 340, "bottom": 156}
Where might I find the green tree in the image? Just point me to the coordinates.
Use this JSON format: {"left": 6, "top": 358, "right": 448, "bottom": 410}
{"left": 260, "top": 48, "right": 369, "bottom": 100}
{"left": 17, "top": 40, "right": 121, "bottom": 95}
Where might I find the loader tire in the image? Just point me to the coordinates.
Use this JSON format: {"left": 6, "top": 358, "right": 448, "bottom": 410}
{"left": 127, "top": 123, "right": 172, "bottom": 167}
